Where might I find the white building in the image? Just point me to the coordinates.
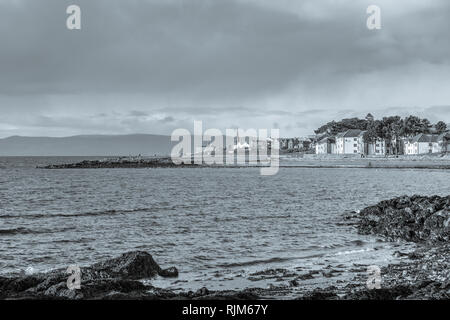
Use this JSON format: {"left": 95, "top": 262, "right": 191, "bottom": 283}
{"left": 335, "top": 129, "right": 361, "bottom": 154}
{"left": 369, "top": 139, "right": 387, "bottom": 156}
{"left": 357, "top": 131, "right": 387, "bottom": 156}
{"left": 404, "top": 134, "right": 440, "bottom": 155}
{"left": 315, "top": 137, "right": 336, "bottom": 154}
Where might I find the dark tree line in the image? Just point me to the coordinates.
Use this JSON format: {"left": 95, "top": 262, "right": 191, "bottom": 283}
{"left": 314, "top": 118, "right": 369, "bottom": 135}
{"left": 315, "top": 115, "right": 447, "bottom": 137}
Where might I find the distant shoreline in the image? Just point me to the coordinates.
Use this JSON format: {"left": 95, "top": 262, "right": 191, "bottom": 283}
{"left": 36, "top": 155, "right": 450, "bottom": 170}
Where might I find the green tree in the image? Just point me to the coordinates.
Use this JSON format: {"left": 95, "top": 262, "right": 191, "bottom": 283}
{"left": 420, "top": 118, "right": 431, "bottom": 133}
{"left": 402, "top": 116, "right": 423, "bottom": 137}
{"left": 314, "top": 117, "right": 369, "bottom": 135}
{"left": 435, "top": 121, "right": 447, "bottom": 134}
{"left": 363, "top": 120, "right": 383, "bottom": 143}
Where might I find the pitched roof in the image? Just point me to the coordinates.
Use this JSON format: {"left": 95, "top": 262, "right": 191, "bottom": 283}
{"left": 411, "top": 133, "right": 439, "bottom": 143}
{"left": 336, "top": 129, "right": 362, "bottom": 138}
{"left": 318, "top": 137, "right": 335, "bottom": 144}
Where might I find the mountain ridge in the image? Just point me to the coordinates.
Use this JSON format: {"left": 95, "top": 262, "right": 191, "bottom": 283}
{"left": 0, "top": 134, "right": 175, "bottom": 156}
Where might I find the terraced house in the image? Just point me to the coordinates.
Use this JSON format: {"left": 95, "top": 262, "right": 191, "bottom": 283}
{"left": 357, "top": 131, "right": 387, "bottom": 156}
{"left": 335, "top": 129, "right": 361, "bottom": 154}
{"left": 404, "top": 133, "right": 440, "bottom": 155}
{"left": 315, "top": 137, "right": 336, "bottom": 154}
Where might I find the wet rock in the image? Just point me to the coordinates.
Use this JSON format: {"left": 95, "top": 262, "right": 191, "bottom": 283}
{"left": 248, "top": 268, "right": 296, "bottom": 281}
{"left": 195, "top": 287, "right": 210, "bottom": 296}
{"left": 159, "top": 267, "right": 179, "bottom": 278}
{"left": 343, "top": 286, "right": 413, "bottom": 300}
{"left": 79, "top": 279, "right": 148, "bottom": 299}
{"left": 44, "top": 282, "right": 83, "bottom": 299}
{"left": 297, "top": 270, "right": 318, "bottom": 280}
{"left": 39, "top": 157, "right": 202, "bottom": 169}
{"left": 90, "top": 251, "right": 163, "bottom": 279}
{"left": 0, "top": 251, "right": 178, "bottom": 299}
{"left": 298, "top": 286, "right": 339, "bottom": 300}
{"left": 193, "top": 290, "right": 260, "bottom": 300}
{"left": 292, "top": 195, "right": 450, "bottom": 300}
{"left": 289, "top": 280, "right": 299, "bottom": 287}
{"left": 0, "top": 275, "right": 42, "bottom": 294}
{"left": 357, "top": 195, "right": 449, "bottom": 243}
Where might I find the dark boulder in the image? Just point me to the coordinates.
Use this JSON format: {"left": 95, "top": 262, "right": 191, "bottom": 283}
{"left": 357, "top": 195, "right": 449, "bottom": 243}
{"left": 90, "top": 251, "right": 163, "bottom": 279}
{"left": 159, "top": 267, "right": 179, "bottom": 278}
{"left": 0, "top": 251, "right": 178, "bottom": 299}
{"left": 343, "top": 285, "right": 413, "bottom": 300}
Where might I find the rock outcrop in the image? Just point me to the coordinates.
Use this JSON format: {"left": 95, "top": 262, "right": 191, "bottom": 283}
{"left": 357, "top": 195, "right": 450, "bottom": 242}
{"left": 332, "top": 195, "right": 450, "bottom": 300}
{"left": 39, "top": 158, "right": 196, "bottom": 169}
{"left": 0, "top": 251, "right": 178, "bottom": 300}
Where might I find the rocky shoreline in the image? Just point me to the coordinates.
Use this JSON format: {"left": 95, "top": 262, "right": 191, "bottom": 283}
{"left": 0, "top": 251, "right": 259, "bottom": 300}
{"left": 38, "top": 157, "right": 199, "bottom": 169}
{"left": 1, "top": 195, "right": 448, "bottom": 300}
{"left": 38, "top": 156, "right": 450, "bottom": 169}
{"left": 37, "top": 157, "right": 268, "bottom": 169}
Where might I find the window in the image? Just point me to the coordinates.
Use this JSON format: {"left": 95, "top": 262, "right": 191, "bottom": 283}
{"left": 353, "top": 150, "right": 357, "bottom": 153}
{"left": 354, "top": 138, "right": 357, "bottom": 141}
{"left": 354, "top": 144, "right": 357, "bottom": 147}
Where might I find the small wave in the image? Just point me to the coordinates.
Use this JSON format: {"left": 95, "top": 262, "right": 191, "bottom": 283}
{"left": 0, "top": 207, "right": 155, "bottom": 219}
{"left": 194, "top": 255, "right": 215, "bottom": 261}
{"left": 0, "top": 227, "right": 35, "bottom": 235}
{"left": 216, "top": 256, "right": 293, "bottom": 268}
{"left": 349, "top": 240, "right": 366, "bottom": 246}
{"left": 334, "top": 248, "right": 374, "bottom": 256}
{"left": 0, "top": 227, "right": 74, "bottom": 236}
{"left": 217, "top": 251, "right": 328, "bottom": 268}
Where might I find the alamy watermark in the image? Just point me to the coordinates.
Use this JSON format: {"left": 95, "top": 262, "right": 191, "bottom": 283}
{"left": 66, "top": 265, "right": 81, "bottom": 290}
{"left": 66, "top": 4, "right": 381, "bottom": 31}
{"left": 367, "top": 5, "right": 381, "bottom": 30}
{"left": 170, "top": 121, "right": 280, "bottom": 176}
{"left": 366, "top": 265, "right": 382, "bottom": 289}
{"left": 66, "top": 5, "right": 81, "bottom": 30}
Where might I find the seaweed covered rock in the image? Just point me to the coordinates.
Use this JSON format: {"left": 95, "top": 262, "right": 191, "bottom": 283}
{"left": 0, "top": 251, "right": 178, "bottom": 299}
{"left": 89, "top": 251, "right": 163, "bottom": 279}
{"left": 358, "top": 195, "right": 450, "bottom": 242}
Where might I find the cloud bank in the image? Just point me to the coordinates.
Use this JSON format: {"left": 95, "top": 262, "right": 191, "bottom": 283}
{"left": 0, "top": 0, "right": 449, "bottom": 137}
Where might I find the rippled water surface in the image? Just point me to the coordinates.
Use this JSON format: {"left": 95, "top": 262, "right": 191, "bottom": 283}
{"left": 0, "top": 157, "right": 448, "bottom": 292}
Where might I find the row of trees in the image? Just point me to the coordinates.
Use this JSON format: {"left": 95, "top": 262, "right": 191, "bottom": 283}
{"left": 314, "top": 114, "right": 448, "bottom": 155}
{"left": 314, "top": 117, "right": 370, "bottom": 135}
{"left": 314, "top": 114, "right": 447, "bottom": 137}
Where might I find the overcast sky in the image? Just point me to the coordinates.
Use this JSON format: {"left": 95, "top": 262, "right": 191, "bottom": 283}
{"left": 0, "top": 0, "right": 449, "bottom": 138}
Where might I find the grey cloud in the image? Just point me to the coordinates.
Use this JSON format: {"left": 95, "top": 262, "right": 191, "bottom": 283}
{"left": 1, "top": 0, "right": 450, "bottom": 138}
{"left": 129, "top": 110, "right": 149, "bottom": 117}
{"left": 161, "top": 116, "right": 175, "bottom": 123}
{"left": 2, "top": 0, "right": 449, "bottom": 99}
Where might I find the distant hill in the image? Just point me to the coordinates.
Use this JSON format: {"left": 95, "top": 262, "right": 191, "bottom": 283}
{"left": 0, "top": 134, "right": 176, "bottom": 156}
